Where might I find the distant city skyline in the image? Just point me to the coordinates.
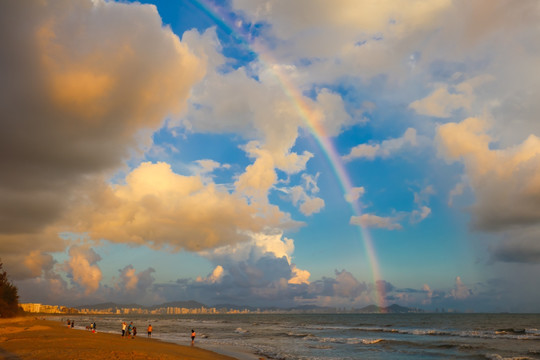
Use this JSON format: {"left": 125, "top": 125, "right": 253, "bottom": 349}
{"left": 20, "top": 301, "right": 427, "bottom": 315}
{"left": 2, "top": 1, "right": 540, "bottom": 313}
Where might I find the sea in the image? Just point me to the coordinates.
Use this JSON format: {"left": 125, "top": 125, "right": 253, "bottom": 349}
{"left": 52, "top": 313, "right": 540, "bottom": 360}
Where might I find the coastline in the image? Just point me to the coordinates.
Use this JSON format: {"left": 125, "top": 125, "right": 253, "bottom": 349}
{"left": 0, "top": 316, "right": 262, "bottom": 360}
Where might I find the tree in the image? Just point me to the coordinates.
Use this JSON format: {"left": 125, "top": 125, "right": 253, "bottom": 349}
{"left": 0, "top": 260, "right": 21, "bottom": 318}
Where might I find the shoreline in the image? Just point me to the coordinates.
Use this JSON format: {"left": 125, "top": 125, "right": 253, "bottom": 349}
{"left": 0, "top": 316, "right": 264, "bottom": 360}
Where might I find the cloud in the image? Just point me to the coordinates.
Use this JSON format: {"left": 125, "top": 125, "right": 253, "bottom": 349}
{"left": 448, "top": 181, "right": 466, "bottom": 207}
{"left": 0, "top": 0, "right": 204, "bottom": 277}
{"left": 413, "top": 185, "right": 435, "bottom": 206}
{"left": 345, "top": 187, "right": 365, "bottom": 203}
{"left": 22, "top": 251, "right": 55, "bottom": 279}
{"left": 234, "top": 0, "right": 452, "bottom": 62}
{"left": 488, "top": 228, "right": 540, "bottom": 264}
{"left": 422, "top": 284, "right": 433, "bottom": 305}
{"left": 347, "top": 183, "right": 432, "bottom": 231}
{"left": 410, "top": 185, "right": 434, "bottom": 224}
{"left": 350, "top": 214, "right": 402, "bottom": 230}
{"left": 299, "top": 197, "right": 325, "bottom": 217}
{"left": 63, "top": 245, "right": 102, "bottom": 295}
{"left": 409, "top": 75, "right": 493, "bottom": 118}
{"left": 491, "top": 243, "right": 540, "bottom": 264}
{"left": 116, "top": 265, "right": 156, "bottom": 294}
{"left": 289, "top": 265, "right": 311, "bottom": 285}
{"left": 410, "top": 206, "right": 431, "bottom": 224}
{"left": 192, "top": 159, "right": 231, "bottom": 177}
{"left": 286, "top": 173, "right": 325, "bottom": 216}
{"left": 179, "top": 28, "right": 313, "bottom": 153}
{"left": 343, "top": 128, "right": 417, "bottom": 161}
{"left": 299, "top": 271, "right": 391, "bottom": 308}
{"left": 435, "top": 117, "right": 540, "bottom": 263}
{"left": 448, "top": 276, "right": 471, "bottom": 300}
{"left": 66, "top": 162, "right": 287, "bottom": 252}
{"left": 313, "top": 89, "right": 356, "bottom": 137}
{"left": 436, "top": 117, "right": 540, "bottom": 231}
{"left": 234, "top": 0, "right": 539, "bottom": 91}
{"left": 177, "top": 28, "right": 360, "bottom": 205}
{"left": 197, "top": 266, "right": 225, "bottom": 284}
{"left": 410, "top": 86, "right": 469, "bottom": 118}
{"left": 162, "top": 232, "right": 312, "bottom": 306}
{"left": 333, "top": 270, "right": 368, "bottom": 299}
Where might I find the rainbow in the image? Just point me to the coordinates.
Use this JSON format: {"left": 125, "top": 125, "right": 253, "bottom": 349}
{"left": 191, "top": 0, "right": 386, "bottom": 308}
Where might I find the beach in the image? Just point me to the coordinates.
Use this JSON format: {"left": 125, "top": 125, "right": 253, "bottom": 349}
{"left": 3, "top": 313, "right": 539, "bottom": 359}
{"left": 0, "top": 317, "right": 247, "bottom": 360}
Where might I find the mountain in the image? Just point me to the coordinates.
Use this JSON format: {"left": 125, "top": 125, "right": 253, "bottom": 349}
{"left": 356, "top": 304, "right": 419, "bottom": 313}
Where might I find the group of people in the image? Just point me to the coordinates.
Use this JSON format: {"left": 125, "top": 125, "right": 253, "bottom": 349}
{"left": 66, "top": 319, "right": 196, "bottom": 345}
{"left": 119, "top": 322, "right": 196, "bottom": 345}
{"left": 86, "top": 322, "right": 97, "bottom": 333}
{"left": 121, "top": 321, "right": 138, "bottom": 338}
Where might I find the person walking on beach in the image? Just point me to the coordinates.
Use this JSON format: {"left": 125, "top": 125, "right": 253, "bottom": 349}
{"left": 127, "top": 322, "right": 133, "bottom": 337}
{"left": 191, "top": 329, "right": 196, "bottom": 345}
{"left": 92, "top": 322, "right": 96, "bottom": 333}
{"left": 71, "top": 320, "right": 74, "bottom": 329}
{"left": 122, "top": 322, "right": 126, "bottom": 337}
{"left": 132, "top": 326, "right": 137, "bottom": 339}
{"left": 147, "top": 324, "right": 152, "bottom": 338}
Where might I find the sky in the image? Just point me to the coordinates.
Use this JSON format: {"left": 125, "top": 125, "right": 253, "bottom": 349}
{"left": 2, "top": 0, "right": 540, "bottom": 313}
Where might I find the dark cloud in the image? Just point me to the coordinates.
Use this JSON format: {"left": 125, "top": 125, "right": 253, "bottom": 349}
{"left": 491, "top": 244, "right": 540, "bottom": 264}
{"left": 0, "top": 0, "right": 203, "bottom": 276}
{"left": 485, "top": 229, "right": 540, "bottom": 264}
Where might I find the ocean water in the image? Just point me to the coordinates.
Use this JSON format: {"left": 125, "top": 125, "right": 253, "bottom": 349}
{"left": 56, "top": 313, "right": 540, "bottom": 359}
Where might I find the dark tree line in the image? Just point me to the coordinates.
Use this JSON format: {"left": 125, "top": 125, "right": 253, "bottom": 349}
{"left": 0, "top": 260, "right": 21, "bottom": 318}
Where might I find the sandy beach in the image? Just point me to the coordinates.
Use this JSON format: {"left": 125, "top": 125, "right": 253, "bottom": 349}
{"left": 0, "top": 317, "right": 247, "bottom": 360}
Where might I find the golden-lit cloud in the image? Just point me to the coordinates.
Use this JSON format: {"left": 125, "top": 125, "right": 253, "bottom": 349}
{"left": 115, "top": 265, "right": 155, "bottom": 296}
{"left": 437, "top": 117, "right": 540, "bottom": 230}
{"left": 64, "top": 245, "right": 102, "bottom": 295}
{"left": 409, "top": 75, "right": 494, "bottom": 118}
{"left": 65, "top": 162, "right": 286, "bottom": 251}
{"left": 234, "top": 0, "right": 452, "bottom": 59}
{"left": 289, "top": 265, "right": 310, "bottom": 285}
{"left": 197, "top": 265, "right": 225, "bottom": 284}
{"left": 343, "top": 128, "right": 418, "bottom": 161}
{"left": 0, "top": 0, "right": 204, "bottom": 277}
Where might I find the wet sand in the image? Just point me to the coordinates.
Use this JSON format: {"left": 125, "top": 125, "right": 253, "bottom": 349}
{"left": 0, "top": 317, "right": 245, "bottom": 360}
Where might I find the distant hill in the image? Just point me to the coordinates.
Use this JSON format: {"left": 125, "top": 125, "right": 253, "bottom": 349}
{"left": 356, "top": 304, "right": 420, "bottom": 313}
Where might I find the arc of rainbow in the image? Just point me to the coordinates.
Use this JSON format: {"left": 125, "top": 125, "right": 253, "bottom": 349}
{"left": 191, "top": 0, "right": 386, "bottom": 308}
{"left": 267, "top": 64, "right": 386, "bottom": 309}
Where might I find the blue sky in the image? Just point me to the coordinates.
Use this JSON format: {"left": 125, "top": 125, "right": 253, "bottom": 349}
{"left": 3, "top": 0, "right": 540, "bottom": 312}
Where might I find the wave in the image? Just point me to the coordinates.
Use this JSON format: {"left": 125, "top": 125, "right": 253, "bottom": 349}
{"left": 362, "top": 338, "right": 385, "bottom": 344}
{"left": 317, "top": 336, "right": 386, "bottom": 345}
{"left": 485, "top": 354, "right": 538, "bottom": 360}
{"left": 234, "top": 327, "right": 248, "bottom": 334}
{"left": 349, "top": 326, "right": 540, "bottom": 340}
{"left": 286, "top": 331, "right": 314, "bottom": 338}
